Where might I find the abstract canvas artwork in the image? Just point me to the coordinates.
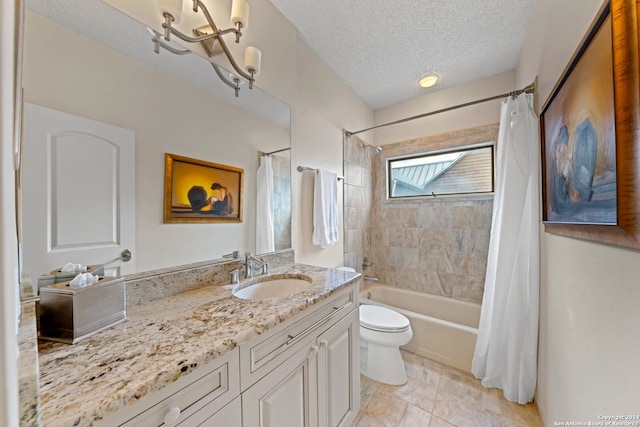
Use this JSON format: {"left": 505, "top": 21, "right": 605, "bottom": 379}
{"left": 540, "top": 0, "right": 640, "bottom": 249}
{"left": 541, "top": 7, "right": 616, "bottom": 225}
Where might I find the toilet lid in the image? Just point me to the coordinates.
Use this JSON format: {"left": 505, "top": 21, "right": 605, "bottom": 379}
{"left": 360, "top": 305, "right": 410, "bottom": 332}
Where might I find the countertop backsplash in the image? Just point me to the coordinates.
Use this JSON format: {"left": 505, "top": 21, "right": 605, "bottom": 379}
{"left": 125, "top": 249, "right": 295, "bottom": 307}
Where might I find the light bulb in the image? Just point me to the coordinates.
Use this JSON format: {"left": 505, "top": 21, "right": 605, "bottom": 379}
{"left": 231, "top": 0, "right": 250, "bottom": 28}
{"left": 157, "top": 0, "right": 183, "bottom": 24}
{"left": 244, "top": 46, "right": 261, "bottom": 75}
{"left": 419, "top": 74, "right": 439, "bottom": 88}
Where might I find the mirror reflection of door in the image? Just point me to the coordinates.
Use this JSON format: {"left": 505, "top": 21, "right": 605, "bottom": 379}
{"left": 22, "top": 103, "right": 136, "bottom": 279}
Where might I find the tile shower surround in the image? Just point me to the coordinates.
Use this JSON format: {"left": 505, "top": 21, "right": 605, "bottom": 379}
{"left": 344, "top": 124, "right": 499, "bottom": 304}
{"left": 343, "top": 135, "right": 373, "bottom": 272}
{"left": 272, "top": 154, "right": 292, "bottom": 250}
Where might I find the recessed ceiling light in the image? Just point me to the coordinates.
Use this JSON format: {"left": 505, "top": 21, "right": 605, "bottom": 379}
{"left": 419, "top": 74, "right": 439, "bottom": 88}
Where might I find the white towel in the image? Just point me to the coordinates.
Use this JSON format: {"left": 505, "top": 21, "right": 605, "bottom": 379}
{"left": 256, "top": 155, "right": 275, "bottom": 254}
{"left": 312, "top": 169, "right": 339, "bottom": 248}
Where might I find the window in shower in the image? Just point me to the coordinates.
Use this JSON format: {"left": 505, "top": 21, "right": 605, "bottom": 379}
{"left": 387, "top": 143, "right": 494, "bottom": 199}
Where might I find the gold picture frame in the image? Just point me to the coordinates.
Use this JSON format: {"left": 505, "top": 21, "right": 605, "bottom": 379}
{"left": 540, "top": 0, "right": 640, "bottom": 249}
{"left": 163, "top": 153, "right": 243, "bottom": 223}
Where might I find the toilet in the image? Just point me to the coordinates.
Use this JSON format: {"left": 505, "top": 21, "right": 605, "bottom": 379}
{"left": 336, "top": 267, "right": 413, "bottom": 385}
{"left": 359, "top": 304, "right": 413, "bottom": 385}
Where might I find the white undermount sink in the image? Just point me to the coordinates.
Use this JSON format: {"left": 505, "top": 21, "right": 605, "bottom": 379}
{"left": 232, "top": 277, "right": 312, "bottom": 300}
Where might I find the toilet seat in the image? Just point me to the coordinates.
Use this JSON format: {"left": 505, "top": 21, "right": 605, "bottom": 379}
{"left": 360, "top": 305, "right": 410, "bottom": 333}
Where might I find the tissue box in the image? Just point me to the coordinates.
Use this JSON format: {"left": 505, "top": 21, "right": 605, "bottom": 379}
{"left": 39, "top": 276, "right": 126, "bottom": 344}
{"left": 36, "top": 265, "right": 102, "bottom": 294}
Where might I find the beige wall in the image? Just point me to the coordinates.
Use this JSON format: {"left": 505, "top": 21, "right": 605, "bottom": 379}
{"left": 22, "top": 2, "right": 374, "bottom": 273}
{"left": 291, "top": 39, "right": 374, "bottom": 267}
{"left": 22, "top": 12, "right": 291, "bottom": 273}
{"left": 10, "top": 1, "right": 371, "bottom": 422}
{"left": 373, "top": 70, "right": 516, "bottom": 145}
{"left": 25, "top": 0, "right": 373, "bottom": 270}
{"left": 517, "top": 0, "right": 640, "bottom": 422}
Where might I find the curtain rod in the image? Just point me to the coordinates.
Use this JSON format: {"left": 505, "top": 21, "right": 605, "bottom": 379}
{"left": 262, "top": 147, "right": 291, "bottom": 156}
{"left": 345, "top": 81, "right": 536, "bottom": 137}
{"left": 297, "top": 165, "right": 344, "bottom": 181}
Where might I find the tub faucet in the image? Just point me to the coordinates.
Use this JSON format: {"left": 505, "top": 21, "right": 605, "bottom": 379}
{"left": 244, "top": 253, "right": 268, "bottom": 279}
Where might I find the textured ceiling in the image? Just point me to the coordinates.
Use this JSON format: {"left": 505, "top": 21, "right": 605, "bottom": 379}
{"left": 270, "top": 0, "right": 535, "bottom": 110}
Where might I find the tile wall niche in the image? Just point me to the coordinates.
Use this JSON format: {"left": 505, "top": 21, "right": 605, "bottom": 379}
{"left": 346, "top": 124, "right": 498, "bottom": 304}
{"left": 272, "top": 154, "right": 292, "bottom": 250}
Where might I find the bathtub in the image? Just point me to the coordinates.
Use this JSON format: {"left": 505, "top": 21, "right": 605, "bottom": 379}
{"left": 360, "top": 285, "right": 481, "bottom": 373}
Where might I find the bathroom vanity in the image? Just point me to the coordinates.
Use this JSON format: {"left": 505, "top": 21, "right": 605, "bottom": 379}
{"left": 36, "top": 263, "right": 360, "bottom": 427}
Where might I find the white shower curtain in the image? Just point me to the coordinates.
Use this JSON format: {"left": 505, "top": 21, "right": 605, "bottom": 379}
{"left": 471, "top": 93, "right": 539, "bottom": 404}
{"left": 256, "top": 155, "right": 275, "bottom": 254}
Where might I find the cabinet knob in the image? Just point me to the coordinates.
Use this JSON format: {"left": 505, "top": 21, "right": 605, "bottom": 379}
{"left": 164, "top": 406, "right": 181, "bottom": 425}
{"left": 307, "top": 344, "right": 319, "bottom": 360}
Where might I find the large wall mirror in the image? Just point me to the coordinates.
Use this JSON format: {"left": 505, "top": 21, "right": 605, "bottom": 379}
{"left": 19, "top": 0, "right": 291, "bottom": 293}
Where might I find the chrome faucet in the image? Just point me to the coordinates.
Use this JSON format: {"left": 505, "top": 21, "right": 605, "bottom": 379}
{"left": 229, "top": 268, "right": 241, "bottom": 285}
{"left": 244, "top": 253, "right": 268, "bottom": 278}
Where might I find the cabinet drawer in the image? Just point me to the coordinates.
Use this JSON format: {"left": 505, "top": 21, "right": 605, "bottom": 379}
{"left": 119, "top": 348, "right": 240, "bottom": 427}
{"left": 240, "top": 284, "right": 357, "bottom": 390}
{"left": 178, "top": 396, "right": 241, "bottom": 427}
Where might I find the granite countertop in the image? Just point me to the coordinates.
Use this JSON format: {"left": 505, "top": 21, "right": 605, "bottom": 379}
{"left": 37, "top": 264, "right": 359, "bottom": 427}
{"left": 19, "top": 275, "right": 41, "bottom": 427}
{"left": 19, "top": 300, "right": 41, "bottom": 427}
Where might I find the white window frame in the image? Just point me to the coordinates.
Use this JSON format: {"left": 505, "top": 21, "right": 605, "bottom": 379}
{"left": 385, "top": 141, "right": 496, "bottom": 201}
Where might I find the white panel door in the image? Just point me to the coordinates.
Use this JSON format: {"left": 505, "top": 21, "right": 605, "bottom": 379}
{"left": 22, "top": 103, "right": 135, "bottom": 278}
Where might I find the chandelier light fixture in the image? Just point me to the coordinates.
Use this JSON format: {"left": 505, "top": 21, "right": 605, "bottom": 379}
{"left": 153, "top": 0, "right": 262, "bottom": 97}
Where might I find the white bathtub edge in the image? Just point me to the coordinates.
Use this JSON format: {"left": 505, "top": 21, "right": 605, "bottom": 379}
{"left": 360, "top": 298, "right": 479, "bottom": 336}
{"left": 360, "top": 291, "right": 480, "bottom": 374}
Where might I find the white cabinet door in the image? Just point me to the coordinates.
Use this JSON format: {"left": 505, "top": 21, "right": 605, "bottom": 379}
{"left": 22, "top": 103, "right": 136, "bottom": 277}
{"left": 242, "top": 340, "right": 319, "bottom": 427}
{"left": 316, "top": 310, "right": 360, "bottom": 427}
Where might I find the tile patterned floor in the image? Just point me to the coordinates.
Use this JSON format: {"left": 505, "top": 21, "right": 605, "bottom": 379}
{"left": 352, "top": 350, "right": 543, "bottom": 427}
